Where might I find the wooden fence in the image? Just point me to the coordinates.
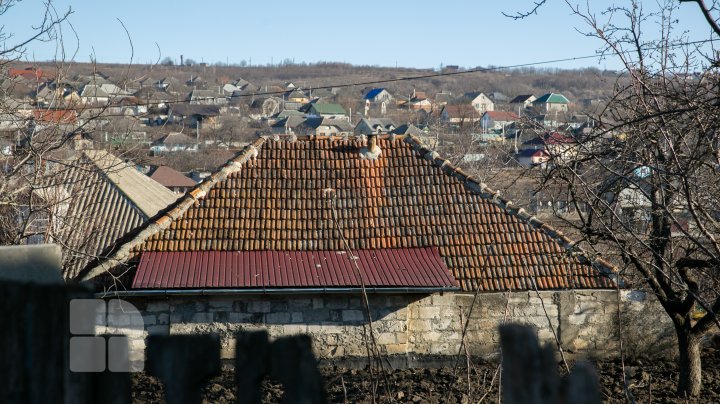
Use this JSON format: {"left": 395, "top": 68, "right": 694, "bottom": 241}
{"left": 0, "top": 245, "right": 599, "bottom": 403}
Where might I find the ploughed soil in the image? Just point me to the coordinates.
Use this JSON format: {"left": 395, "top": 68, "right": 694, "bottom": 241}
{"left": 132, "top": 348, "right": 720, "bottom": 403}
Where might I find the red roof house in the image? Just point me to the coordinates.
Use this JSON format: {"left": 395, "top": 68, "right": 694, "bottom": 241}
{"left": 148, "top": 165, "right": 197, "bottom": 194}
{"left": 86, "top": 135, "right": 612, "bottom": 291}
{"left": 81, "top": 135, "right": 620, "bottom": 361}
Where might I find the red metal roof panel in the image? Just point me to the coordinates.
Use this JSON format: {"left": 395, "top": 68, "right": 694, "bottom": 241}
{"left": 133, "top": 247, "right": 459, "bottom": 290}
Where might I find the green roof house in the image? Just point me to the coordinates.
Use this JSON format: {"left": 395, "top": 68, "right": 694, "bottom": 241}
{"left": 533, "top": 93, "right": 570, "bottom": 112}
{"left": 307, "top": 103, "right": 347, "bottom": 118}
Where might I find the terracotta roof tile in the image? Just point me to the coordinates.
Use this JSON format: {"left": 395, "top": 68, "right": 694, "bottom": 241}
{"left": 85, "top": 135, "right": 615, "bottom": 291}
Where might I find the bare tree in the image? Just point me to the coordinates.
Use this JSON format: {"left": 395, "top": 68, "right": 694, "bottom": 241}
{"left": 532, "top": 1, "right": 720, "bottom": 396}
{"left": 0, "top": 1, "right": 144, "bottom": 279}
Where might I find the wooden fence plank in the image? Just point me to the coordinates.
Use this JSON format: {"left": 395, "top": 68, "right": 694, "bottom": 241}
{"left": 500, "top": 323, "right": 600, "bottom": 404}
{"left": 235, "top": 331, "right": 270, "bottom": 404}
{"left": 146, "top": 334, "right": 221, "bottom": 404}
{"left": 269, "top": 335, "right": 326, "bottom": 404}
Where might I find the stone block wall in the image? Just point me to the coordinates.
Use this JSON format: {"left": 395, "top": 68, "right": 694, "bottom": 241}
{"left": 123, "top": 289, "right": 674, "bottom": 365}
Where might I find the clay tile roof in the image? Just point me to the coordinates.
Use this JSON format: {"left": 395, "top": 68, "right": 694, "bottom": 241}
{"left": 84, "top": 136, "right": 616, "bottom": 291}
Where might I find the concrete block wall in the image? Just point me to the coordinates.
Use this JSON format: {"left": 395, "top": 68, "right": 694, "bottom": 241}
{"left": 124, "top": 289, "right": 674, "bottom": 364}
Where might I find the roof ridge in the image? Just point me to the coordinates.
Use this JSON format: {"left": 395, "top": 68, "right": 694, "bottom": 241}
{"left": 401, "top": 134, "right": 617, "bottom": 279}
{"left": 80, "top": 138, "right": 266, "bottom": 281}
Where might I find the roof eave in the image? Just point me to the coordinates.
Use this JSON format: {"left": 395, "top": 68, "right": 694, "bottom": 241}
{"left": 96, "top": 286, "right": 461, "bottom": 298}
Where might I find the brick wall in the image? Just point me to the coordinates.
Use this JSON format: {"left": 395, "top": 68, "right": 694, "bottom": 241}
{"left": 126, "top": 289, "right": 675, "bottom": 365}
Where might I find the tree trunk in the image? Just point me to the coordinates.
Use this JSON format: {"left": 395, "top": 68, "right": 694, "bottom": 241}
{"left": 676, "top": 326, "right": 702, "bottom": 397}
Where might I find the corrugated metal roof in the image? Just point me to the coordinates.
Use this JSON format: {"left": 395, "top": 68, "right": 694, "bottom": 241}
{"left": 48, "top": 151, "right": 177, "bottom": 279}
{"left": 133, "top": 247, "right": 459, "bottom": 289}
{"left": 84, "top": 150, "right": 178, "bottom": 217}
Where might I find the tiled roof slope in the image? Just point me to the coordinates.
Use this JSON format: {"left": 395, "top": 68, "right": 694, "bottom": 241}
{"left": 51, "top": 151, "right": 177, "bottom": 279}
{"left": 83, "top": 136, "right": 615, "bottom": 291}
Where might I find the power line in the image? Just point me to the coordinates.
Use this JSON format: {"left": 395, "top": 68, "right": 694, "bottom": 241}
{"left": 45, "top": 38, "right": 719, "bottom": 112}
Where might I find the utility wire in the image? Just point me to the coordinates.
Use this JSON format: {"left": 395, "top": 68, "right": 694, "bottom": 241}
{"left": 42, "top": 38, "right": 718, "bottom": 112}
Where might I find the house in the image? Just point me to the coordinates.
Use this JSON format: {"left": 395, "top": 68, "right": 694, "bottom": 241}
{"left": 517, "top": 148, "right": 551, "bottom": 167}
{"left": 8, "top": 67, "right": 44, "bottom": 81}
{"left": 188, "top": 89, "right": 227, "bottom": 105}
{"left": 80, "top": 85, "right": 111, "bottom": 104}
{"left": 1, "top": 77, "right": 36, "bottom": 102}
{"left": 534, "top": 113, "right": 564, "bottom": 129}
{"left": 133, "top": 87, "right": 174, "bottom": 110}
{"left": 169, "top": 104, "right": 220, "bottom": 129}
{"left": 222, "top": 83, "right": 242, "bottom": 96}
{"left": 271, "top": 116, "right": 305, "bottom": 135}
{"left": 274, "top": 117, "right": 353, "bottom": 136}
{"left": 311, "top": 117, "right": 354, "bottom": 136}
{"left": 285, "top": 89, "right": 310, "bottom": 104}
{"left": 441, "top": 104, "right": 480, "bottom": 125}
{"left": 363, "top": 88, "right": 394, "bottom": 103}
{"left": 509, "top": 94, "right": 536, "bottom": 108}
{"left": 565, "top": 114, "right": 592, "bottom": 130}
{"left": 355, "top": 118, "right": 397, "bottom": 135}
{"left": 36, "top": 79, "right": 83, "bottom": 106}
{"left": 186, "top": 75, "right": 204, "bottom": 87}
{"left": 80, "top": 83, "right": 131, "bottom": 104}
{"left": 466, "top": 92, "right": 495, "bottom": 113}
{"left": 113, "top": 97, "right": 148, "bottom": 116}
{"left": 231, "top": 78, "right": 252, "bottom": 90}
{"left": 283, "top": 89, "right": 311, "bottom": 110}
{"left": 309, "top": 87, "right": 337, "bottom": 101}
{"left": 150, "top": 132, "right": 199, "bottom": 154}
{"left": 533, "top": 93, "right": 570, "bottom": 112}
{"left": 519, "top": 131, "right": 578, "bottom": 164}
{"left": 269, "top": 109, "right": 306, "bottom": 127}
{"left": 306, "top": 103, "right": 347, "bottom": 119}
{"left": 392, "top": 124, "right": 434, "bottom": 148}
{"left": 99, "top": 117, "right": 149, "bottom": 146}
{"left": 147, "top": 166, "right": 198, "bottom": 194}
{"left": 434, "top": 92, "right": 453, "bottom": 106}
{"left": 390, "top": 123, "right": 425, "bottom": 137}
{"left": 36, "top": 150, "right": 177, "bottom": 279}
{"left": 156, "top": 77, "right": 182, "bottom": 91}
{"left": 83, "top": 135, "right": 673, "bottom": 364}
{"left": 405, "top": 90, "right": 433, "bottom": 111}
{"left": 98, "top": 83, "right": 132, "bottom": 98}
{"left": 488, "top": 92, "right": 510, "bottom": 103}
{"left": 32, "top": 108, "right": 78, "bottom": 125}
{"left": 480, "top": 111, "right": 519, "bottom": 134}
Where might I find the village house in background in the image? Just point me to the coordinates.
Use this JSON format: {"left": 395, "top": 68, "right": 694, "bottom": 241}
{"left": 147, "top": 165, "right": 198, "bottom": 194}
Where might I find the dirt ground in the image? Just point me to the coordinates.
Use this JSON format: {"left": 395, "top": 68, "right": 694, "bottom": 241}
{"left": 132, "top": 348, "right": 720, "bottom": 403}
